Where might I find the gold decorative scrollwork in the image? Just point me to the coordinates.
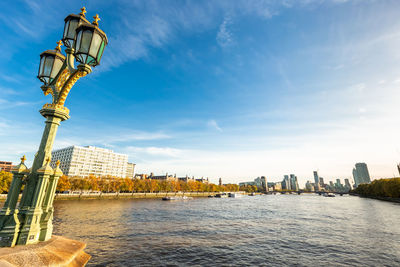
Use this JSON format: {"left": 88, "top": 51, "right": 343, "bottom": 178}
{"left": 42, "top": 67, "right": 88, "bottom": 108}
{"left": 43, "top": 87, "right": 53, "bottom": 97}
{"left": 57, "top": 69, "right": 88, "bottom": 106}
{"left": 41, "top": 103, "right": 70, "bottom": 113}
{"left": 55, "top": 69, "right": 71, "bottom": 93}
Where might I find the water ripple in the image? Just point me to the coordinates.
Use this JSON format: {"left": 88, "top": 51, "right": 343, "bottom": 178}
{"left": 52, "top": 195, "right": 400, "bottom": 266}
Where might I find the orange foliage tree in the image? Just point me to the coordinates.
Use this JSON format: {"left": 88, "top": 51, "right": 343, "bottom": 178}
{"left": 52, "top": 174, "right": 238, "bottom": 194}
{"left": 56, "top": 175, "right": 71, "bottom": 192}
{"left": 0, "top": 171, "right": 13, "bottom": 193}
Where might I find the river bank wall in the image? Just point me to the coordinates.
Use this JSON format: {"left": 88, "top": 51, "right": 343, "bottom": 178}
{"left": 0, "top": 192, "right": 242, "bottom": 201}
{"left": 54, "top": 191, "right": 216, "bottom": 200}
{"left": 349, "top": 193, "right": 400, "bottom": 203}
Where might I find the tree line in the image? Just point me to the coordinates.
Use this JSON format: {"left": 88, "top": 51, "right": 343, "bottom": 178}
{"left": 239, "top": 184, "right": 259, "bottom": 193}
{"left": 352, "top": 178, "right": 400, "bottom": 198}
{"left": 56, "top": 175, "right": 239, "bottom": 193}
{"left": 0, "top": 171, "right": 240, "bottom": 194}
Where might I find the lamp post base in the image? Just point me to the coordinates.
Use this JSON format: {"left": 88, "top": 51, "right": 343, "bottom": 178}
{"left": 0, "top": 235, "right": 90, "bottom": 266}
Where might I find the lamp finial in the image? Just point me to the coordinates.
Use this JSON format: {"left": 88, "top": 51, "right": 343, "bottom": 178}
{"left": 55, "top": 40, "right": 62, "bottom": 52}
{"left": 80, "top": 7, "right": 86, "bottom": 17}
{"left": 92, "top": 14, "right": 100, "bottom": 26}
{"left": 21, "top": 155, "right": 26, "bottom": 164}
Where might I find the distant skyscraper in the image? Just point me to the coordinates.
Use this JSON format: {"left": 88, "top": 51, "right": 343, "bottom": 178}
{"left": 352, "top": 163, "right": 371, "bottom": 187}
{"left": 219, "top": 178, "right": 222, "bottom": 186}
{"left": 282, "top": 175, "right": 291, "bottom": 190}
{"left": 313, "top": 171, "right": 319, "bottom": 184}
{"left": 305, "top": 181, "right": 314, "bottom": 191}
{"left": 313, "top": 171, "right": 321, "bottom": 191}
{"left": 344, "top": 178, "right": 352, "bottom": 190}
{"left": 319, "top": 177, "right": 325, "bottom": 187}
{"left": 260, "top": 176, "right": 268, "bottom": 192}
{"left": 289, "top": 174, "right": 299, "bottom": 191}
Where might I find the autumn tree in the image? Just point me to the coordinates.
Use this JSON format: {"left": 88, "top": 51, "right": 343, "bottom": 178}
{"left": 354, "top": 178, "right": 400, "bottom": 198}
{"left": 0, "top": 171, "right": 13, "bottom": 193}
{"left": 170, "top": 180, "right": 180, "bottom": 192}
{"left": 87, "top": 174, "right": 100, "bottom": 191}
{"left": 56, "top": 175, "right": 71, "bottom": 192}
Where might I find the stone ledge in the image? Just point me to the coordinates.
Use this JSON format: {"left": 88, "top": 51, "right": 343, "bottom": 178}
{"left": 0, "top": 235, "right": 90, "bottom": 267}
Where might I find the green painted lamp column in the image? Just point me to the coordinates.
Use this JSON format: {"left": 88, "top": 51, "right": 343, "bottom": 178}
{"left": 0, "top": 7, "right": 108, "bottom": 247}
{"left": 17, "top": 107, "right": 69, "bottom": 245}
{"left": 39, "top": 160, "right": 63, "bottom": 241}
{"left": 0, "top": 158, "right": 28, "bottom": 247}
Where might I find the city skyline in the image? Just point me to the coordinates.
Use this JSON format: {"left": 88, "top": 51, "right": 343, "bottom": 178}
{"left": 1, "top": 1, "right": 400, "bottom": 184}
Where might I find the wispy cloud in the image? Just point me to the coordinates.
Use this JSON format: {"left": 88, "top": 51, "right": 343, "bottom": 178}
{"left": 100, "top": 0, "right": 340, "bottom": 70}
{"left": 105, "top": 132, "right": 171, "bottom": 143}
{"left": 0, "top": 98, "right": 37, "bottom": 109}
{"left": 124, "top": 146, "right": 183, "bottom": 158}
{"left": 101, "top": 14, "right": 172, "bottom": 70}
{"left": 208, "top": 119, "right": 223, "bottom": 132}
{"left": 217, "top": 15, "right": 234, "bottom": 48}
{"left": 0, "top": 87, "right": 19, "bottom": 95}
{"left": 54, "top": 130, "right": 171, "bottom": 150}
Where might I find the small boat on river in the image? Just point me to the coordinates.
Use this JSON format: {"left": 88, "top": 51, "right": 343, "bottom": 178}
{"left": 228, "top": 193, "right": 243, "bottom": 198}
{"left": 162, "top": 196, "right": 193, "bottom": 201}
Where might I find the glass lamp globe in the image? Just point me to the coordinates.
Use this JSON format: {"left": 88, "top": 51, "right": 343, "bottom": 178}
{"left": 74, "top": 15, "right": 108, "bottom": 67}
{"left": 37, "top": 42, "right": 65, "bottom": 85}
{"left": 62, "top": 8, "right": 90, "bottom": 48}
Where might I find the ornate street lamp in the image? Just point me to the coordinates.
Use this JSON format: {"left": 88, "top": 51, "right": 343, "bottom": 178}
{"left": 74, "top": 14, "right": 108, "bottom": 67}
{"left": 37, "top": 42, "right": 66, "bottom": 85}
{"left": 62, "top": 7, "right": 90, "bottom": 49}
{"left": 0, "top": 7, "right": 108, "bottom": 247}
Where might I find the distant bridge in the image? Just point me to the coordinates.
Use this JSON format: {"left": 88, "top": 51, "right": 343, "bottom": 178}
{"left": 265, "top": 191, "right": 349, "bottom": 196}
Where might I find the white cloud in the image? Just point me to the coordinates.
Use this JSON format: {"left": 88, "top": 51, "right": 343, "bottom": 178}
{"left": 124, "top": 146, "right": 183, "bottom": 158}
{"left": 0, "top": 98, "right": 37, "bottom": 110}
{"left": 53, "top": 130, "right": 171, "bottom": 150}
{"left": 208, "top": 119, "right": 223, "bottom": 132}
{"left": 349, "top": 83, "right": 366, "bottom": 93}
{"left": 358, "top": 107, "right": 366, "bottom": 113}
{"left": 216, "top": 16, "right": 234, "bottom": 48}
{"left": 106, "top": 132, "right": 170, "bottom": 142}
{"left": 132, "top": 114, "right": 400, "bottom": 186}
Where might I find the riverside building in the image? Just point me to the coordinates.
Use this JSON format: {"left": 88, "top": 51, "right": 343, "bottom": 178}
{"left": 51, "top": 146, "right": 135, "bottom": 178}
{"left": 239, "top": 176, "right": 267, "bottom": 191}
{"left": 352, "top": 163, "right": 371, "bottom": 187}
{"left": 0, "top": 161, "right": 13, "bottom": 172}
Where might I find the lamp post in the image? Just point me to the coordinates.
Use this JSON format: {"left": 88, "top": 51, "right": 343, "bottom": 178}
{"left": 0, "top": 7, "right": 107, "bottom": 247}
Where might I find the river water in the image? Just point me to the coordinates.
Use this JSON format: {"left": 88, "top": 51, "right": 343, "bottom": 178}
{"left": 53, "top": 194, "right": 400, "bottom": 266}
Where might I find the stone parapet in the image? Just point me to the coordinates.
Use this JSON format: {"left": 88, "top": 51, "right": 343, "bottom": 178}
{"left": 0, "top": 235, "right": 90, "bottom": 266}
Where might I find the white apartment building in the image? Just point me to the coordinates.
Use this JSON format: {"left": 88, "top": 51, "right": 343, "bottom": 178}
{"left": 126, "top": 163, "right": 136, "bottom": 179}
{"left": 51, "top": 146, "right": 134, "bottom": 178}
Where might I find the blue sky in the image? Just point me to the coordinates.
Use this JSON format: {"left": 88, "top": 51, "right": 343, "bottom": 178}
{"left": 1, "top": 0, "right": 400, "bottom": 185}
